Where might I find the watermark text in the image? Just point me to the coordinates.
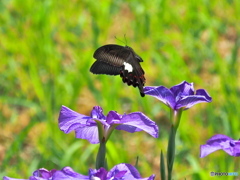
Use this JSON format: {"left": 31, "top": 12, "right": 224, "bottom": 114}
{"left": 210, "top": 172, "right": 238, "bottom": 176}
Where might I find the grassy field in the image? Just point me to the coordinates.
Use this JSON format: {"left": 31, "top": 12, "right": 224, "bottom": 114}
{"left": 0, "top": 0, "right": 239, "bottom": 179}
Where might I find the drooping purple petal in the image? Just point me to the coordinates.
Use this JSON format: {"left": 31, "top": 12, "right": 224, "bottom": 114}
{"left": 200, "top": 134, "right": 240, "bottom": 158}
{"left": 58, "top": 106, "right": 90, "bottom": 133}
{"left": 115, "top": 112, "right": 159, "bottom": 138}
{"left": 200, "top": 143, "right": 223, "bottom": 158}
{"left": 143, "top": 86, "right": 176, "bottom": 109}
{"left": 32, "top": 169, "right": 57, "bottom": 179}
{"left": 3, "top": 167, "right": 89, "bottom": 180}
{"left": 233, "top": 141, "right": 240, "bottom": 156}
{"left": 107, "top": 163, "right": 155, "bottom": 180}
{"left": 58, "top": 106, "right": 103, "bottom": 143}
{"left": 3, "top": 177, "right": 28, "bottom": 180}
{"left": 52, "top": 167, "right": 88, "bottom": 180}
{"left": 196, "top": 89, "right": 212, "bottom": 100}
{"left": 108, "top": 164, "right": 139, "bottom": 179}
{"left": 3, "top": 169, "right": 57, "bottom": 180}
{"left": 75, "top": 125, "right": 99, "bottom": 144}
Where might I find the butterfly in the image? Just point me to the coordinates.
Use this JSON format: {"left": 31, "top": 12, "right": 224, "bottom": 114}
{"left": 90, "top": 44, "right": 146, "bottom": 97}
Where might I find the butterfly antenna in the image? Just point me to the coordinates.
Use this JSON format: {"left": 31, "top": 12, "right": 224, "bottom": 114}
{"left": 114, "top": 35, "right": 128, "bottom": 46}
{"left": 124, "top": 34, "right": 128, "bottom": 46}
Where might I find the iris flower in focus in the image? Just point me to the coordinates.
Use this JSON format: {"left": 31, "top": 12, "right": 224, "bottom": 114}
{"left": 58, "top": 105, "right": 159, "bottom": 144}
{"left": 144, "top": 81, "right": 212, "bottom": 111}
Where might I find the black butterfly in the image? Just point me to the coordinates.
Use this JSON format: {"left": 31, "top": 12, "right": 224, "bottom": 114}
{"left": 90, "top": 44, "right": 146, "bottom": 97}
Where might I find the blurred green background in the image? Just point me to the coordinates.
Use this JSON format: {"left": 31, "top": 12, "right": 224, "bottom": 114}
{"left": 0, "top": 0, "right": 239, "bottom": 179}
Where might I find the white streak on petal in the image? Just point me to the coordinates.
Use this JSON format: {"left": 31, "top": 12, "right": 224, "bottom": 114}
{"left": 91, "top": 176, "right": 101, "bottom": 180}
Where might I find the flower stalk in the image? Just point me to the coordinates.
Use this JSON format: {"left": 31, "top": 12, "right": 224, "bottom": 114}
{"left": 144, "top": 81, "right": 212, "bottom": 180}
{"left": 167, "top": 125, "right": 176, "bottom": 180}
{"left": 166, "top": 108, "right": 183, "bottom": 180}
{"left": 96, "top": 140, "right": 107, "bottom": 169}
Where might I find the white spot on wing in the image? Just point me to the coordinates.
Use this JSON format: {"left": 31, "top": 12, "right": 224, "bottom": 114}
{"left": 123, "top": 62, "right": 133, "bottom": 72}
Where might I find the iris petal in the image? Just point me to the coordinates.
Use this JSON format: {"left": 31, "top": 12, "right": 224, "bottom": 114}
{"left": 116, "top": 112, "right": 159, "bottom": 138}
{"left": 108, "top": 163, "right": 155, "bottom": 180}
{"left": 91, "top": 106, "right": 106, "bottom": 120}
{"left": 200, "top": 134, "right": 240, "bottom": 158}
{"left": 176, "top": 94, "right": 212, "bottom": 110}
{"left": 170, "top": 81, "right": 194, "bottom": 97}
{"left": 144, "top": 86, "right": 175, "bottom": 109}
{"left": 144, "top": 81, "right": 212, "bottom": 110}
{"left": 58, "top": 106, "right": 90, "bottom": 133}
{"left": 75, "top": 126, "right": 99, "bottom": 144}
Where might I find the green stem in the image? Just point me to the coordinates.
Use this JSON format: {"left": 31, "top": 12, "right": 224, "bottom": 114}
{"left": 167, "top": 125, "right": 176, "bottom": 180}
{"left": 167, "top": 108, "right": 183, "bottom": 180}
{"left": 96, "top": 141, "right": 107, "bottom": 169}
{"left": 94, "top": 121, "right": 117, "bottom": 170}
{"left": 174, "top": 109, "right": 183, "bottom": 131}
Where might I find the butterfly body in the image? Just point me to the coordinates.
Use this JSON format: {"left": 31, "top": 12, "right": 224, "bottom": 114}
{"left": 90, "top": 44, "right": 145, "bottom": 97}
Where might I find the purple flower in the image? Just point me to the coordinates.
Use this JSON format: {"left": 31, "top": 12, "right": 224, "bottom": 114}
{"left": 89, "top": 163, "right": 155, "bottom": 180}
{"left": 3, "top": 164, "right": 155, "bottom": 180}
{"left": 3, "top": 167, "right": 89, "bottom": 180}
{"left": 106, "top": 163, "right": 155, "bottom": 180}
{"left": 200, "top": 134, "right": 240, "bottom": 158}
{"left": 58, "top": 105, "right": 159, "bottom": 144}
{"left": 144, "top": 81, "right": 212, "bottom": 110}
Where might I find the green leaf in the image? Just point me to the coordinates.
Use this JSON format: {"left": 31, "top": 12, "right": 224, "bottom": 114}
{"left": 160, "top": 150, "right": 166, "bottom": 180}
{"left": 167, "top": 125, "right": 176, "bottom": 180}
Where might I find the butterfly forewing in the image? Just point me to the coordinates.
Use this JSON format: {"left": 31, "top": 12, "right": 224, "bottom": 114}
{"left": 90, "top": 44, "right": 146, "bottom": 97}
{"left": 93, "top": 44, "right": 131, "bottom": 67}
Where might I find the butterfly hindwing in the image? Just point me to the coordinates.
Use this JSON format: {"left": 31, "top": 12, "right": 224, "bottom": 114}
{"left": 90, "top": 60, "right": 122, "bottom": 75}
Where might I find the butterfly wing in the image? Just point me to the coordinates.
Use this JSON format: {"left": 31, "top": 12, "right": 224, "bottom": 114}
{"left": 93, "top": 44, "right": 131, "bottom": 63}
{"left": 91, "top": 44, "right": 145, "bottom": 97}
{"left": 121, "top": 50, "right": 146, "bottom": 97}
{"left": 90, "top": 60, "right": 122, "bottom": 75}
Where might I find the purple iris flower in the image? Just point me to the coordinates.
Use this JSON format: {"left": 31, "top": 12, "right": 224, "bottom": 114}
{"left": 3, "top": 164, "right": 155, "bottom": 180}
{"left": 58, "top": 105, "right": 159, "bottom": 144}
{"left": 106, "top": 163, "right": 155, "bottom": 180}
{"left": 143, "top": 81, "right": 212, "bottom": 110}
{"left": 200, "top": 134, "right": 240, "bottom": 158}
{"left": 89, "top": 163, "right": 155, "bottom": 179}
{"left": 3, "top": 167, "right": 89, "bottom": 180}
